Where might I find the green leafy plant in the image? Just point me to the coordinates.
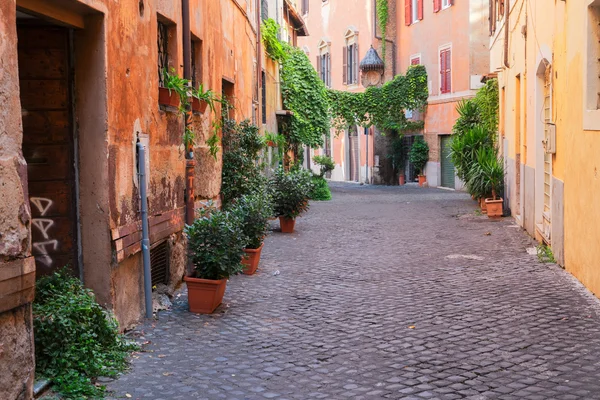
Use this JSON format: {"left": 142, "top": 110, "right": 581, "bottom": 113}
{"left": 309, "top": 176, "right": 332, "bottom": 201}
{"left": 184, "top": 203, "right": 247, "bottom": 280}
{"left": 221, "top": 119, "right": 267, "bottom": 207}
{"left": 376, "top": 0, "right": 389, "bottom": 63}
{"left": 270, "top": 167, "right": 313, "bottom": 219}
{"left": 409, "top": 136, "right": 429, "bottom": 176}
{"left": 34, "top": 269, "right": 138, "bottom": 399}
{"left": 387, "top": 133, "right": 406, "bottom": 176}
{"left": 280, "top": 46, "right": 330, "bottom": 149}
{"left": 312, "top": 155, "right": 335, "bottom": 178}
{"left": 467, "top": 146, "right": 504, "bottom": 200}
{"left": 230, "top": 191, "right": 273, "bottom": 249}
{"left": 536, "top": 243, "right": 556, "bottom": 263}
{"left": 449, "top": 126, "right": 494, "bottom": 183}
{"left": 261, "top": 19, "right": 288, "bottom": 63}
{"left": 328, "top": 65, "right": 428, "bottom": 132}
{"left": 162, "top": 68, "right": 220, "bottom": 152}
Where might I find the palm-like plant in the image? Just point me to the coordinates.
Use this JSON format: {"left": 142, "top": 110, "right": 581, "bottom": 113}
{"left": 467, "top": 146, "right": 504, "bottom": 200}
{"left": 449, "top": 126, "right": 494, "bottom": 183}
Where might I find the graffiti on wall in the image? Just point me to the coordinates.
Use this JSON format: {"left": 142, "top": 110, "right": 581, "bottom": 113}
{"left": 30, "top": 197, "right": 57, "bottom": 267}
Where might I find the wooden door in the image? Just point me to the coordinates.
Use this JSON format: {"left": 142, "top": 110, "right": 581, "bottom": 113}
{"left": 18, "top": 25, "right": 78, "bottom": 276}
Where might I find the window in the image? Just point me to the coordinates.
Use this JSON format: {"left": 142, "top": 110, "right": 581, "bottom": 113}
{"left": 158, "top": 21, "right": 169, "bottom": 86}
{"left": 434, "top": 0, "right": 452, "bottom": 12}
{"left": 261, "top": 70, "right": 267, "bottom": 124}
{"left": 261, "top": 0, "right": 269, "bottom": 21}
{"left": 317, "top": 40, "right": 331, "bottom": 87}
{"left": 405, "top": 0, "right": 423, "bottom": 25}
{"left": 439, "top": 47, "right": 451, "bottom": 94}
{"left": 343, "top": 29, "right": 359, "bottom": 85}
{"left": 302, "top": 0, "right": 309, "bottom": 15}
{"left": 410, "top": 54, "right": 421, "bottom": 65}
{"left": 191, "top": 39, "right": 202, "bottom": 89}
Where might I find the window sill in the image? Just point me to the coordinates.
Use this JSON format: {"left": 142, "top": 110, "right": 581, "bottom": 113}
{"left": 583, "top": 109, "right": 600, "bottom": 131}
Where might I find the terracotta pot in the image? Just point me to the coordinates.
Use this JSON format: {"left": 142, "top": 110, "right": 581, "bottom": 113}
{"left": 485, "top": 198, "right": 503, "bottom": 218}
{"left": 479, "top": 197, "right": 488, "bottom": 214}
{"left": 398, "top": 174, "right": 405, "bottom": 185}
{"left": 418, "top": 175, "right": 426, "bottom": 187}
{"left": 242, "top": 243, "right": 264, "bottom": 275}
{"left": 279, "top": 216, "right": 296, "bottom": 233}
{"left": 159, "top": 87, "right": 180, "bottom": 107}
{"left": 266, "top": 140, "right": 276, "bottom": 147}
{"left": 192, "top": 98, "right": 208, "bottom": 113}
{"left": 184, "top": 276, "right": 227, "bottom": 314}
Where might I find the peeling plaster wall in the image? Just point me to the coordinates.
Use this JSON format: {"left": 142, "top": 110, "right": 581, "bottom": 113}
{"left": 0, "top": 1, "right": 35, "bottom": 397}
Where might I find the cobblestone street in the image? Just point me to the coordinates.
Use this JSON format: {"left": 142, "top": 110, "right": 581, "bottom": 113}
{"left": 107, "top": 183, "right": 600, "bottom": 400}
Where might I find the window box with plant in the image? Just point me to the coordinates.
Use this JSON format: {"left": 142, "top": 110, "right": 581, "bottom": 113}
{"left": 231, "top": 191, "right": 273, "bottom": 275}
{"left": 159, "top": 69, "right": 185, "bottom": 108}
{"left": 270, "top": 167, "right": 313, "bottom": 233}
{"left": 409, "top": 136, "right": 429, "bottom": 187}
{"left": 183, "top": 205, "right": 246, "bottom": 313}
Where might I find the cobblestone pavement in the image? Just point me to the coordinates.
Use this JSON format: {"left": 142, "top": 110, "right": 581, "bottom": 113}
{"left": 107, "top": 183, "right": 600, "bottom": 400}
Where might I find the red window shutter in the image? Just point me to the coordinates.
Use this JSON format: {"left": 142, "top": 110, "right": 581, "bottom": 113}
{"left": 342, "top": 46, "right": 348, "bottom": 84}
{"left": 445, "top": 49, "right": 451, "bottom": 92}
{"left": 440, "top": 50, "right": 446, "bottom": 93}
{"left": 405, "top": 0, "right": 412, "bottom": 25}
{"left": 418, "top": 0, "right": 423, "bottom": 20}
{"left": 433, "top": 0, "right": 441, "bottom": 13}
{"left": 411, "top": 57, "right": 420, "bottom": 65}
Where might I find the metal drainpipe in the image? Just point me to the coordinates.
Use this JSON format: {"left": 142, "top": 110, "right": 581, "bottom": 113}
{"left": 182, "top": 0, "right": 195, "bottom": 276}
{"left": 504, "top": 0, "right": 510, "bottom": 68}
{"left": 137, "top": 142, "right": 153, "bottom": 319}
{"left": 365, "top": 127, "right": 369, "bottom": 184}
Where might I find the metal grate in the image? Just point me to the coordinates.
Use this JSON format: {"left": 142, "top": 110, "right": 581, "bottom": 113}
{"left": 150, "top": 240, "right": 170, "bottom": 287}
{"left": 158, "top": 21, "right": 169, "bottom": 86}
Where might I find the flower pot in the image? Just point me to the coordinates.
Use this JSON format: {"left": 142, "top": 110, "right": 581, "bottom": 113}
{"left": 184, "top": 276, "right": 227, "bottom": 314}
{"left": 418, "top": 175, "right": 426, "bottom": 187}
{"left": 399, "top": 174, "right": 405, "bottom": 185}
{"left": 192, "top": 97, "right": 208, "bottom": 113}
{"left": 159, "top": 87, "right": 180, "bottom": 108}
{"left": 279, "top": 216, "right": 296, "bottom": 233}
{"left": 266, "top": 140, "right": 276, "bottom": 147}
{"left": 242, "top": 243, "right": 264, "bottom": 275}
{"left": 479, "top": 197, "right": 488, "bottom": 214}
{"left": 485, "top": 198, "right": 503, "bottom": 218}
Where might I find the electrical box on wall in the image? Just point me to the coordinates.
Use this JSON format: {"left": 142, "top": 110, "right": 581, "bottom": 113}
{"left": 543, "top": 123, "right": 556, "bottom": 154}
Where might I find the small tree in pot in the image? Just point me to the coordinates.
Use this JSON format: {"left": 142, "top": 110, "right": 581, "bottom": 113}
{"left": 231, "top": 190, "right": 273, "bottom": 275}
{"left": 310, "top": 155, "right": 335, "bottom": 201}
{"left": 270, "top": 167, "right": 313, "bottom": 233}
{"left": 184, "top": 204, "right": 246, "bottom": 313}
{"left": 469, "top": 147, "right": 504, "bottom": 218}
{"left": 409, "top": 136, "right": 429, "bottom": 187}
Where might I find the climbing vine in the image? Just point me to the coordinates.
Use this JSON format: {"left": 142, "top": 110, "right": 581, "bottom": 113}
{"left": 376, "top": 0, "right": 389, "bottom": 63}
{"left": 328, "top": 64, "right": 429, "bottom": 133}
{"left": 280, "top": 45, "right": 330, "bottom": 149}
{"left": 261, "top": 19, "right": 287, "bottom": 63}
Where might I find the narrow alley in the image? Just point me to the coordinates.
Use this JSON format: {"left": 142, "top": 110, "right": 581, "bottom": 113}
{"left": 107, "top": 184, "right": 600, "bottom": 399}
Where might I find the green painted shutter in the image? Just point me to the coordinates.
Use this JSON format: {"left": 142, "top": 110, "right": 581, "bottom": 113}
{"left": 440, "top": 135, "right": 455, "bottom": 188}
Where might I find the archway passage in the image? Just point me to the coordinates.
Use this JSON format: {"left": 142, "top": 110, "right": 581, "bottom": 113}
{"left": 18, "top": 19, "right": 79, "bottom": 277}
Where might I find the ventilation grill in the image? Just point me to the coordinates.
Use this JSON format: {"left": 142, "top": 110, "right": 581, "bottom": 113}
{"left": 150, "top": 241, "right": 170, "bottom": 287}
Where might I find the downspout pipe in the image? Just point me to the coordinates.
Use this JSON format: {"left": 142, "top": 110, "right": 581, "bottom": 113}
{"left": 503, "top": 0, "right": 510, "bottom": 68}
{"left": 137, "top": 143, "right": 153, "bottom": 319}
{"left": 182, "top": 0, "right": 195, "bottom": 276}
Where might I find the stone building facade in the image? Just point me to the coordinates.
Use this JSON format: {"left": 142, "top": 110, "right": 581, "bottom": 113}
{"left": 0, "top": 0, "right": 284, "bottom": 397}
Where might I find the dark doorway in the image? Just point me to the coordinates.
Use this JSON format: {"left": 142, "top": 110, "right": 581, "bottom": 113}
{"left": 18, "top": 21, "right": 79, "bottom": 277}
{"left": 440, "top": 135, "right": 455, "bottom": 188}
{"left": 347, "top": 125, "right": 359, "bottom": 182}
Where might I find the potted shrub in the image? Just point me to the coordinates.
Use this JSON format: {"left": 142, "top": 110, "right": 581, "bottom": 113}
{"left": 160, "top": 68, "right": 185, "bottom": 108}
{"left": 469, "top": 147, "right": 504, "bottom": 218}
{"left": 387, "top": 135, "right": 406, "bottom": 185}
{"left": 232, "top": 191, "right": 273, "bottom": 275}
{"left": 183, "top": 205, "right": 246, "bottom": 313}
{"left": 409, "top": 136, "right": 429, "bottom": 187}
{"left": 309, "top": 155, "right": 335, "bottom": 201}
{"left": 270, "top": 167, "right": 313, "bottom": 233}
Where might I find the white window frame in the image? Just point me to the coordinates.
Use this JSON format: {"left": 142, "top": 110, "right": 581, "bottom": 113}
{"left": 442, "top": 0, "right": 451, "bottom": 9}
{"left": 409, "top": 53, "right": 422, "bottom": 66}
{"left": 344, "top": 28, "right": 359, "bottom": 86}
{"left": 411, "top": 0, "right": 419, "bottom": 24}
{"left": 318, "top": 39, "right": 331, "bottom": 88}
{"left": 438, "top": 43, "right": 452, "bottom": 95}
